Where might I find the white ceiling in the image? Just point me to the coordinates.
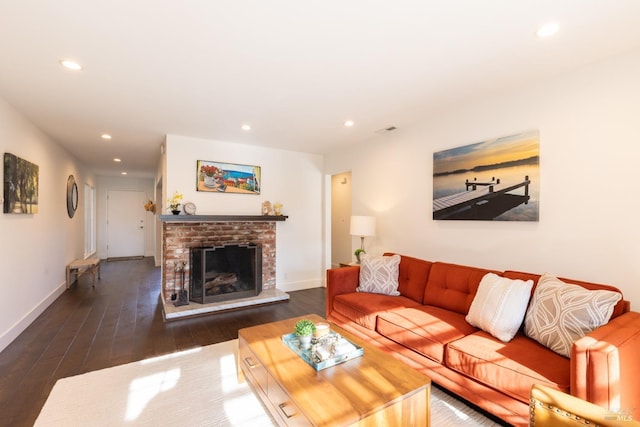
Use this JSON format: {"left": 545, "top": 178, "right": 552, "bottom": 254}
{"left": 1, "top": 1, "right": 640, "bottom": 178}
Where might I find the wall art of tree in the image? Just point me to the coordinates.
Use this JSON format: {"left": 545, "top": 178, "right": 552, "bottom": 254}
{"left": 3, "top": 153, "right": 39, "bottom": 214}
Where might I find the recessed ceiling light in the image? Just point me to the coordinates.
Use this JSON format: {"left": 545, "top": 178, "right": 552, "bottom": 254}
{"left": 113, "top": 158, "right": 121, "bottom": 162}
{"left": 101, "top": 134, "right": 112, "bottom": 140}
{"left": 121, "top": 171, "right": 127, "bottom": 175}
{"left": 241, "top": 124, "right": 251, "bottom": 131}
{"left": 60, "top": 59, "right": 83, "bottom": 71}
{"left": 536, "top": 22, "right": 559, "bottom": 38}
{"left": 344, "top": 120, "right": 355, "bottom": 127}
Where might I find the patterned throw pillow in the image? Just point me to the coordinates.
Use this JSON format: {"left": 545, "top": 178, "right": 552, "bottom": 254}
{"left": 357, "top": 254, "right": 401, "bottom": 296}
{"left": 466, "top": 273, "right": 533, "bottom": 342}
{"left": 524, "top": 273, "right": 622, "bottom": 358}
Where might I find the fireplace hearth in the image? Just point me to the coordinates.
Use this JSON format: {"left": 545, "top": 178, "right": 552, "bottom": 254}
{"left": 189, "top": 243, "right": 262, "bottom": 304}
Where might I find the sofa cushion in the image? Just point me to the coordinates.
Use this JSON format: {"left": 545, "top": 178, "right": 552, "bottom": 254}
{"left": 384, "top": 253, "right": 433, "bottom": 303}
{"left": 357, "top": 254, "right": 401, "bottom": 296}
{"left": 503, "top": 270, "right": 627, "bottom": 319}
{"left": 376, "top": 306, "right": 478, "bottom": 364}
{"left": 524, "top": 273, "right": 622, "bottom": 358}
{"left": 332, "top": 292, "right": 421, "bottom": 330}
{"left": 422, "top": 262, "right": 498, "bottom": 315}
{"left": 465, "top": 273, "right": 533, "bottom": 342}
{"left": 446, "top": 331, "right": 570, "bottom": 403}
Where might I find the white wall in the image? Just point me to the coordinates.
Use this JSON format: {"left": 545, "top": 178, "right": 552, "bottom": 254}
{"left": 0, "top": 98, "right": 95, "bottom": 351}
{"left": 96, "top": 175, "right": 156, "bottom": 259}
{"left": 325, "top": 48, "right": 640, "bottom": 310}
{"left": 164, "top": 134, "right": 324, "bottom": 291}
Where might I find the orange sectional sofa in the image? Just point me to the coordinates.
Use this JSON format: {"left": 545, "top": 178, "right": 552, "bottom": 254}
{"left": 326, "top": 254, "right": 640, "bottom": 427}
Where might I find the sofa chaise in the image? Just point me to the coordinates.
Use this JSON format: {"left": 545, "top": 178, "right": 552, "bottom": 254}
{"left": 326, "top": 253, "right": 640, "bottom": 426}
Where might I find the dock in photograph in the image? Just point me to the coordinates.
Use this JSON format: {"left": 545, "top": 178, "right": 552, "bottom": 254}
{"left": 433, "top": 176, "right": 530, "bottom": 220}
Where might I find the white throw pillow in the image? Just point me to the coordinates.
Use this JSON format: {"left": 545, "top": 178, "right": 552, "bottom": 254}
{"left": 524, "top": 273, "right": 622, "bottom": 358}
{"left": 357, "top": 254, "right": 401, "bottom": 296}
{"left": 465, "top": 273, "right": 533, "bottom": 342}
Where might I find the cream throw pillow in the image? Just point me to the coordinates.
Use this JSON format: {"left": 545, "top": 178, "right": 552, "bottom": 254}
{"left": 465, "top": 273, "right": 533, "bottom": 342}
{"left": 524, "top": 273, "right": 622, "bottom": 358}
{"left": 357, "top": 254, "right": 401, "bottom": 296}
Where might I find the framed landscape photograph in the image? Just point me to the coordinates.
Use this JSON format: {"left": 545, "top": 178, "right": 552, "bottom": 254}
{"left": 432, "top": 130, "right": 539, "bottom": 221}
{"left": 3, "top": 152, "right": 39, "bottom": 214}
{"left": 196, "top": 160, "right": 261, "bottom": 194}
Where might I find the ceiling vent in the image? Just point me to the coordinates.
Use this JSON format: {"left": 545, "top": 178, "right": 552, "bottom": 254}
{"left": 375, "top": 126, "right": 397, "bottom": 135}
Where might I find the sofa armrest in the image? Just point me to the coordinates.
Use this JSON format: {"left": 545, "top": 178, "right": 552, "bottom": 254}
{"left": 325, "top": 266, "right": 360, "bottom": 316}
{"left": 530, "top": 383, "right": 640, "bottom": 426}
{"left": 571, "top": 311, "right": 640, "bottom": 422}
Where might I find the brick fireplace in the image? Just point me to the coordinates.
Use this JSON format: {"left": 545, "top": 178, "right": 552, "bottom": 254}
{"left": 160, "top": 215, "right": 287, "bottom": 305}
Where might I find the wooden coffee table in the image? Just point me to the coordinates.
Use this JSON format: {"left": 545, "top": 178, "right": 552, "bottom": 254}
{"left": 238, "top": 314, "right": 430, "bottom": 426}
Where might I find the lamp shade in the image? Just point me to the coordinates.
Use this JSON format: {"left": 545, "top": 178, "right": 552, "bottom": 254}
{"left": 350, "top": 216, "right": 376, "bottom": 237}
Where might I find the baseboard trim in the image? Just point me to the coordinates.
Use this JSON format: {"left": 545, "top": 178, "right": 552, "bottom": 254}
{"left": 278, "top": 279, "right": 323, "bottom": 292}
{"left": 0, "top": 281, "right": 66, "bottom": 352}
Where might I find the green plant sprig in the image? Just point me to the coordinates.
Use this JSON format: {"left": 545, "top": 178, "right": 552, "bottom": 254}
{"left": 294, "top": 319, "right": 316, "bottom": 337}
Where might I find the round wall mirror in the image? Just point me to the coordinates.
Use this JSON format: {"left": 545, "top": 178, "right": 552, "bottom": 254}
{"left": 67, "top": 175, "right": 78, "bottom": 218}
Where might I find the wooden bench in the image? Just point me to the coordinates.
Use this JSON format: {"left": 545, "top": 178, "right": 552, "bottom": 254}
{"left": 66, "top": 258, "right": 101, "bottom": 289}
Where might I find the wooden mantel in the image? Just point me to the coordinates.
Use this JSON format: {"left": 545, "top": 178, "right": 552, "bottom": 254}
{"left": 159, "top": 214, "right": 288, "bottom": 222}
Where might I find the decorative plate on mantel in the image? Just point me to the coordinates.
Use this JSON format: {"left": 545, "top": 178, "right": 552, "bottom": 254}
{"left": 183, "top": 202, "right": 196, "bottom": 215}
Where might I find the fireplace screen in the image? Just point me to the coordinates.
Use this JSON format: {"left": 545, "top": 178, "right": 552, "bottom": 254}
{"left": 190, "top": 243, "right": 262, "bottom": 304}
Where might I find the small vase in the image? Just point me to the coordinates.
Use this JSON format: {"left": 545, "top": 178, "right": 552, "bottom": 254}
{"left": 298, "top": 335, "right": 312, "bottom": 349}
{"left": 204, "top": 175, "right": 216, "bottom": 188}
{"left": 171, "top": 210, "right": 180, "bottom": 215}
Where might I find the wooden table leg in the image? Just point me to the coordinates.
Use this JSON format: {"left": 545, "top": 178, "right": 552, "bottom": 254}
{"left": 92, "top": 260, "right": 101, "bottom": 287}
{"left": 90, "top": 266, "right": 96, "bottom": 287}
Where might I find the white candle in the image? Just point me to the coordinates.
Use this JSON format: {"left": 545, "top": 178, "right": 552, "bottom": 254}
{"left": 314, "top": 322, "right": 330, "bottom": 337}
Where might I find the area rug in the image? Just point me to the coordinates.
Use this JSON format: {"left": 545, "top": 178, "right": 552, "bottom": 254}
{"left": 35, "top": 340, "right": 500, "bottom": 426}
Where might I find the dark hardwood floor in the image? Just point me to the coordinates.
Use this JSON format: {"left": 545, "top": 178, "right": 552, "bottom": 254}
{"left": 0, "top": 257, "right": 326, "bottom": 427}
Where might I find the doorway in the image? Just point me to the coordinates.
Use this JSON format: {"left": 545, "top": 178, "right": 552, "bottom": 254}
{"left": 330, "top": 172, "right": 352, "bottom": 267}
{"left": 106, "top": 190, "right": 146, "bottom": 259}
{"left": 155, "top": 178, "right": 163, "bottom": 266}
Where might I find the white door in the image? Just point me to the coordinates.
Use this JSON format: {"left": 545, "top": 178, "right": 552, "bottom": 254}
{"left": 331, "top": 172, "right": 352, "bottom": 267}
{"left": 107, "top": 190, "right": 146, "bottom": 258}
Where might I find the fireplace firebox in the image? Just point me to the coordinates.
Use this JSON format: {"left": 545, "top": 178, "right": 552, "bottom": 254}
{"left": 190, "top": 243, "right": 262, "bottom": 304}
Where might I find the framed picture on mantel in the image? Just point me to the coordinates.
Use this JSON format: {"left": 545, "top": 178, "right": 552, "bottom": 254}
{"left": 196, "top": 160, "right": 261, "bottom": 194}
